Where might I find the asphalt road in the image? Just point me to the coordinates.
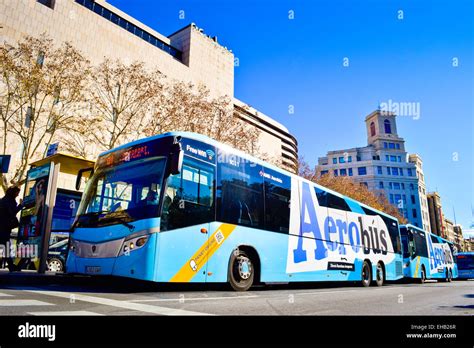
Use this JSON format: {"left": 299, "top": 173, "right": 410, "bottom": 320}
{"left": 0, "top": 274, "right": 472, "bottom": 316}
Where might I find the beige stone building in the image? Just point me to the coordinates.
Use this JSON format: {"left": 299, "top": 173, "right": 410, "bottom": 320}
{"left": 0, "top": 0, "right": 298, "bottom": 173}
{"left": 408, "top": 154, "right": 431, "bottom": 232}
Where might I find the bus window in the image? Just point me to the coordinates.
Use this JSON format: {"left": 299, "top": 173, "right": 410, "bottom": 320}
{"left": 263, "top": 167, "right": 290, "bottom": 233}
{"left": 413, "top": 230, "right": 428, "bottom": 258}
{"left": 315, "top": 187, "right": 350, "bottom": 211}
{"left": 431, "top": 235, "right": 439, "bottom": 244}
{"left": 217, "top": 157, "right": 263, "bottom": 228}
{"left": 160, "top": 158, "right": 215, "bottom": 231}
{"left": 362, "top": 207, "right": 401, "bottom": 254}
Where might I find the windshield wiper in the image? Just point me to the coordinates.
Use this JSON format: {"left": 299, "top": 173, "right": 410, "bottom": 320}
{"left": 99, "top": 212, "right": 135, "bottom": 232}
{"left": 72, "top": 210, "right": 109, "bottom": 229}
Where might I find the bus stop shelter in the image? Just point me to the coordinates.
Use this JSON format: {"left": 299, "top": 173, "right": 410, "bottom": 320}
{"left": 16, "top": 153, "right": 94, "bottom": 273}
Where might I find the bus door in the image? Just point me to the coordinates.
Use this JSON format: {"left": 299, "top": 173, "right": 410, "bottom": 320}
{"left": 159, "top": 157, "right": 215, "bottom": 283}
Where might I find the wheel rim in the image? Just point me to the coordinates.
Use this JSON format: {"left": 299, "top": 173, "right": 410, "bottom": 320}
{"left": 48, "top": 260, "right": 62, "bottom": 272}
{"left": 233, "top": 255, "right": 252, "bottom": 282}
{"left": 362, "top": 264, "right": 370, "bottom": 282}
{"left": 377, "top": 265, "right": 383, "bottom": 282}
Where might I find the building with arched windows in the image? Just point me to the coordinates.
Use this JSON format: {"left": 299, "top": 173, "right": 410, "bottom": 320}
{"left": 316, "top": 110, "right": 430, "bottom": 229}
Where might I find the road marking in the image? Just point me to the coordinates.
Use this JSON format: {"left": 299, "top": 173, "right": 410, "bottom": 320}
{"left": 0, "top": 292, "right": 13, "bottom": 297}
{"left": 28, "top": 311, "right": 104, "bottom": 316}
{"left": 24, "top": 289, "right": 211, "bottom": 316}
{"left": 130, "top": 295, "right": 258, "bottom": 302}
{"left": 0, "top": 300, "right": 54, "bottom": 306}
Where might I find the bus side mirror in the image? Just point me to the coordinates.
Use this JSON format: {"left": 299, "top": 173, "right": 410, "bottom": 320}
{"left": 408, "top": 241, "right": 416, "bottom": 257}
{"left": 169, "top": 143, "right": 183, "bottom": 175}
{"left": 76, "top": 167, "right": 94, "bottom": 191}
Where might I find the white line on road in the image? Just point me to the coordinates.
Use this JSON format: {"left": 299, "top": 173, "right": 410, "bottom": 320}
{"left": 0, "top": 300, "right": 54, "bottom": 306}
{"left": 28, "top": 311, "right": 104, "bottom": 316}
{"left": 130, "top": 295, "right": 258, "bottom": 302}
{"left": 24, "top": 289, "right": 211, "bottom": 316}
{"left": 0, "top": 292, "right": 13, "bottom": 297}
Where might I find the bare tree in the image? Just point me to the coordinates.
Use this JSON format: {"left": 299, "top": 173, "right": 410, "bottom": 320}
{"left": 0, "top": 35, "right": 90, "bottom": 189}
{"left": 71, "top": 59, "right": 163, "bottom": 154}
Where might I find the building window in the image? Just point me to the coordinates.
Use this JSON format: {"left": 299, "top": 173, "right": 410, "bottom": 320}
{"left": 411, "top": 195, "right": 416, "bottom": 204}
{"left": 356, "top": 155, "right": 361, "bottom": 161}
{"left": 396, "top": 143, "right": 400, "bottom": 149}
{"left": 333, "top": 169, "right": 338, "bottom": 176}
{"left": 340, "top": 168, "right": 347, "bottom": 176}
{"left": 385, "top": 155, "right": 390, "bottom": 161}
{"left": 384, "top": 119, "right": 392, "bottom": 134}
{"left": 397, "top": 156, "right": 402, "bottom": 162}
{"left": 383, "top": 142, "right": 388, "bottom": 148}
{"left": 360, "top": 182, "right": 368, "bottom": 188}
{"left": 412, "top": 209, "right": 418, "bottom": 218}
{"left": 320, "top": 170, "right": 328, "bottom": 176}
{"left": 395, "top": 194, "right": 402, "bottom": 206}
{"left": 370, "top": 122, "right": 376, "bottom": 136}
{"left": 348, "top": 156, "right": 352, "bottom": 162}
{"left": 389, "top": 143, "right": 395, "bottom": 149}
{"left": 37, "top": 0, "right": 55, "bottom": 9}
{"left": 379, "top": 181, "right": 384, "bottom": 189}
{"left": 389, "top": 182, "right": 393, "bottom": 189}
{"left": 377, "top": 166, "right": 382, "bottom": 175}
{"left": 387, "top": 167, "right": 391, "bottom": 175}
{"left": 410, "top": 183, "right": 414, "bottom": 190}
{"left": 332, "top": 158, "right": 337, "bottom": 164}
{"left": 407, "top": 168, "right": 413, "bottom": 176}
{"left": 339, "top": 157, "right": 345, "bottom": 163}
{"left": 393, "top": 182, "right": 401, "bottom": 190}
{"left": 390, "top": 155, "right": 397, "bottom": 162}
{"left": 372, "top": 155, "right": 380, "bottom": 160}
{"left": 389, "top": 194, "right": 394, "bottom": 204}
{"left": 401, "top": 183, "right": 405, "bottom": 189}
{"left": 358, "top": 167, "right": 367, "bottom": 175}
{"left": 348, "top": 168, "right": 353, "bottom": 176}
{"left": 391, "top": 167, "right": 398, "bottom": 176}
{"left": 399, "top": 168, "right": 403, "bottom": 176}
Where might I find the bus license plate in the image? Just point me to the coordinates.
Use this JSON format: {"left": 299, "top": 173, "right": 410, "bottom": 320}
{"left": 86, "top": 266, "right": 101, "bottom": 274}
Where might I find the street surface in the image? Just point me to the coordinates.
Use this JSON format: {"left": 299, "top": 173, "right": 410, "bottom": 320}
{"left": 0, "top": 272, "right": 472, "bottom": 316}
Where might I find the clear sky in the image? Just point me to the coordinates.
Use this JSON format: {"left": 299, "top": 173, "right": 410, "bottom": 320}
{"left": 109, "top": 0, "right": 473, "bottom": 233}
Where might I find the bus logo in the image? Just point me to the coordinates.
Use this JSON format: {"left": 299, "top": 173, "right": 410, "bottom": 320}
{"left": 189, "top": 259, "right": 198, "bottom": 272}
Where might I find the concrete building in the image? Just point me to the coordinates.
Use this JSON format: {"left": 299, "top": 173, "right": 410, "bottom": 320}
{"left": 409, "top": 154, "right": 431, "bottom": 232}
{"left": 444, "top": 218, "right": 455, "bottom": 244}
{"left": 0, "top": 0, "right": 298, "bottom": 172}
{"left": 427, "top": 192, "right": 446, "bottom": 238}
{"left": 453, "top": 225, "right": 464, "bottom": 252}
{"left": 316, "top": 110, "right": 424, "bottom": 227}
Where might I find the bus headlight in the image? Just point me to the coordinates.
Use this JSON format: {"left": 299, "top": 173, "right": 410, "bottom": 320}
{"left": 120, "top": 234, "right": 149, "bottom": 256}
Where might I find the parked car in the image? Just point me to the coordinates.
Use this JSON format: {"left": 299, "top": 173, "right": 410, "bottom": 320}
{"left": 47, "top": 238, "right": 69, "bottom": 272}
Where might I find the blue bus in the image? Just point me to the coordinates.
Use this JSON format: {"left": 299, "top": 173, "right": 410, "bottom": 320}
{"left": 456, "top": 252, "right": 474, "bottom": 280}
{"left": 400, "top": 224, "right": 457, "bottom": 283}
{"left": 67, "top": 132, "right": 403, "bottom": 290}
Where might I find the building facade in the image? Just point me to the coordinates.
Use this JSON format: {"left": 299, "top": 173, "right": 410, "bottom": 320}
{"left": 316, "top": 110, "right": 424, "bottom": 227}
{"left": 427, "top": 192, "right": 446, "bottom": 238}
{"left": 409, "top": 154, "right": 431, "bottom": 232}
{"left": 0, "top": 0, "right": 298, "bottom": 172}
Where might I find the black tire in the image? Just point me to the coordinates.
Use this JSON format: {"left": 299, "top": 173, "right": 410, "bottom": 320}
{"left": 47, "top": 258, "right": 64, "bottom": 272}
{"left": 361, "top": 260, "right": 371, "bottom": 287}
{"left": 418, "top": 267, "right": 426, "bottom": 284}
{"left": 228, "top": 249, "right": 255, "bottom": 292}
{"left": 375, "top": 262, "right": 384, "bottom": 287}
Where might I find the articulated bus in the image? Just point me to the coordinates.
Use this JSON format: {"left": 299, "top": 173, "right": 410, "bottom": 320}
{"left": 400, "top": 224, "right": 457, "bottom": 283}
{"left": 456, "top": 252, "right": 474, "bottom": 280}
{"left": 67, "top": 132, "right": 403, "bottom": 291}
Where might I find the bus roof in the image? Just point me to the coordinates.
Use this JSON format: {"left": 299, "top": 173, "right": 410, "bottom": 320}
{"left": 100, "top": 131, "right": 399, "bottom": 222}
{"left": 401, "top": 224, "right": 454, "bottom": 244}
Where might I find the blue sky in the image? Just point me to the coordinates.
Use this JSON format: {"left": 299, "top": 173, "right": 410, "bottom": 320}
{"left": 109, "top": 0, "right": 473, "bottom": 233}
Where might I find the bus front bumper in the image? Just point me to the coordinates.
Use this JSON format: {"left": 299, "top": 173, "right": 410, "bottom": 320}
{"left": 66, "top": 233, "right": 157, "bottom": 281}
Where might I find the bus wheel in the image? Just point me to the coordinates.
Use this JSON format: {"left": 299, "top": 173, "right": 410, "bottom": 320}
{"left": 361, "top": 261, "right": 371, "bottom": 287}
{"left": 375, "top": 263, "right": 384, "bottom": 287}
{"left": 228, "top": 250, "right": 254, "bottom": 292}
{"left": 418, "top": 267, "right": 426, "bottom": 284}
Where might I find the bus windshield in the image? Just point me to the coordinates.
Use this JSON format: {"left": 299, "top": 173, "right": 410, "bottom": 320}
{"left": 75, "top": 157, "right": 167, "bottom": 228}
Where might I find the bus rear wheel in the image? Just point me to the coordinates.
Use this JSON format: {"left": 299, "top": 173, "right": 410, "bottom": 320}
{"left": 361, "top": 261, "right": 371, "bottom": 287}
{"left": 228, "top": 250, "right": 254, "bottom": 292}
{"left": 375, "top": 262, "right": 384, "bottom": 287}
